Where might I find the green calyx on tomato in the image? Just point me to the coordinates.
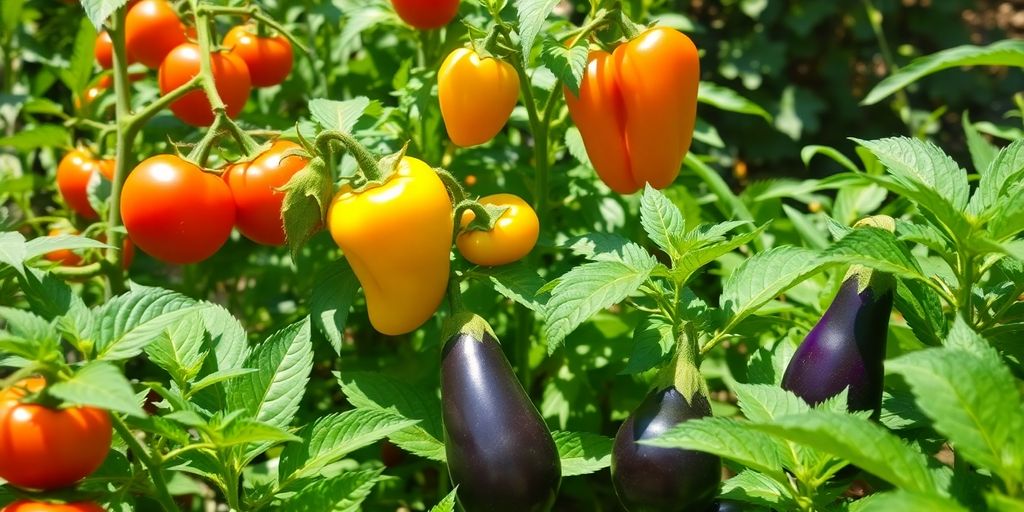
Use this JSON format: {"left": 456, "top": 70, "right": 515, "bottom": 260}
{"left": 120, "top": 154, "right": 236, "bottom": 264}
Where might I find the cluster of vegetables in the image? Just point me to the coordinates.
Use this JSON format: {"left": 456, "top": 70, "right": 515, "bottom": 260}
{"left": 8, "top": 0, "right": 925, "bottom": 511}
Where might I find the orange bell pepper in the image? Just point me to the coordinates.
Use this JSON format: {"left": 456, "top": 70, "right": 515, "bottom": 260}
{"left": 564, "top": 27, "right": 700, "bottom": 194}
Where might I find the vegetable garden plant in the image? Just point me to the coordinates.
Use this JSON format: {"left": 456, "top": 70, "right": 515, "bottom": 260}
{"left": 1, "top": 0, "right": 1023, "bottom": 511}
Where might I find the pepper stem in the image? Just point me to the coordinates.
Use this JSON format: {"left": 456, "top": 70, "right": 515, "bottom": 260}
{"left": 314, "top": 130, "right": 383, "bottom": 182}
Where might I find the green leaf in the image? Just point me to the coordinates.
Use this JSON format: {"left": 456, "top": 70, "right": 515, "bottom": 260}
{"left": 552, "top": 430, "right": 612, "bottom": 477}
{"left": 644, "top": 417, "right": 789, "bottom": 481}
{"left": 279, "top": 409, "right": 418, "bottom": 481}
{"left": 144, "top": 311, "right": 208, "bottom": 383}
{"left": 640, "top": 185, "right": 685, "bottom": 260}
{"left": 96, "top": 306, "right": 202, "bottom": 362}
{"left": 338, "top": 372, "right": 445, "bottom": 462}
{"left": 733, "top": 384, "right": 810, "bottom": 424}
{"left": 227, "top": 318, "right": 314, "bottom": 430}
{"left": 290, "top": 468, "right": 385, "bottom": 512}
{"left": 543, "top": 247, "right": 657, "bottom": 351}
{"left": 0, "top": 125, "right": 69, "bottom": 151}
{"left": 49, "top": 362, "right": 145, "bottom": 417}
{"left": 24, "top": 234, "right": 107, "bottom": 261}
{"left": 622, "top": 315, "right": 674, "bottom": 375}
{"left": 215, "top": 419, "right": 301, "bottom": 448}
{"left": 564, "top": 126, "right": 591, "bottom": 167}
{"left": 853, "top": 137, "right": 969, "bottom": 212}
{"left": 720, "top": 470, "right": 795, "bottom": 509}
{"left": 308, "top": 97, "right": 372, "bottom": 133}
{"left": 893, "top": 280, "right": 945, "bottom": 346}
{"left": 972, "top": 140, "right": 1024, "bottom": 215}
{"left": 850, "top": 491, "right": 970, "bottom": 512}
{"left": 1, "top": 0, "right": 24, "bottom": 35}
{"left": 429, "top": 488, "right": 459, "bottom": 512}
{"left": 887, "top": 337, "right": 1024, "bottom": 477}
{"left": 310, "top": 260, "right": 360, "bottom": 354}
{"left": 862, "top": 39, "right": 1024, "bottom": 105}
{"left": 541, "top": 36, "right": 588, "bottom": 96}
{"left": 801, "top": 145, "right": 860, "bottom": 173}
{"left": 80, "top": 0, "right": 129, "bottom": 30}
{"left": 822, "top": 227, "right": 927, "bottom": 283}
{"left": 515, "top": 0, "right": 560, "bottom": 60}
{"left": 480, "top": 262, "right": 547, "bottom": 312}
{"left": 750, "top": 410, "right": 938, "bottom": 493}
{"left": 564, "top": 232, "right": 633, "bottom": 262}
{"left": 698, "top": 82, "right": 772, "bottom": 121}
{"left": 963, "top": 112, "right": 999, "bottom": 174}
{"left": 671, "top": 223, "right": 764, "bottom": 284}
{"left": 720, "top": 246, "right": 824, "bottom": 324}
{"left": 59, "top": 18, "right": 97, "bottom": 98}
{"left": 988, "top": 186, "right": 1024, "bottom": 240}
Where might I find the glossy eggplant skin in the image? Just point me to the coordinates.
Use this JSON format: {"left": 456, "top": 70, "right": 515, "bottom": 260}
{"left": 441, "top": 329, "right": 561, "bottom": 512}
{"left": 781, "top": 276, "right": 893, "bottom": 416}
{"left": 612, "top": 386, "right": 721, "bottom": 512}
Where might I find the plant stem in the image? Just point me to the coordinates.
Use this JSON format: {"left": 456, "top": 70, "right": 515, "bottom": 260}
{"left": 104, "top": 6, "right": 133, "bottom": 297}
{"left": 111, "top": 416, "right": 179, "bottom": 512}
{"left": 863, "top": 0, "right": 914, "bottom": 135}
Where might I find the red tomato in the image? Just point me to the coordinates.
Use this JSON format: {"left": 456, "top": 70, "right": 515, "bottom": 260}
{"left": 56, "top": 150, "right": 110, "bottom": 219}
{"left": 2, "top": 500, "right": 105, "bottom": 512}
{"left": 124, "top": 0, "right": 187, "bottom": 68}
{"left": 391, "top": 0, "right": 460, "bottom": 29}
{"left": 222, "top": 25, "right": 293, "bottom": 87}
{"left": 0, "top": 378, "right": 112, "bottom": 490}
{"left": 120, "top": 155, "right": 236, "bottom": 264}
{"left": 224, "top": 141, "right": 308, "bottom": 246}
{"left": 94, "top": 31, "right": 113, "bottom": 69}
{"left": 158, "top": 43, "right": 252, "bottom": 127}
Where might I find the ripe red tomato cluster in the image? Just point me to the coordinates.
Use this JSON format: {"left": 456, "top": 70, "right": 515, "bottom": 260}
{"left": 93, "top": 0, "right": 295, "bottom": 127}
{"left": 120, "top": 144, "right": 308, "bottom": 264}
{"left": 0, "top": 378, "right": 112, "bottom": 493}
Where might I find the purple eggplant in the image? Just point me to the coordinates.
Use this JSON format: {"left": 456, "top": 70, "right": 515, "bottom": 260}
{"left": 781, "top": 269, "right": 894, "bottom": 417}
{"left": 441, "top": 314, "right": 560, "bottom": 512}
{"left": 612, "top": 386, "right": 722, "bottom": 512}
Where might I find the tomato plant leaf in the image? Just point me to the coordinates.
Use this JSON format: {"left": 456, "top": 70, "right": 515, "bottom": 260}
{"left": 853, "top": 137, "right": 969, "bottom": 213}
{"left": 24, "top": 233, "right": 107, "bottom": 261}
{"left": 640, "top": 185, "right": 685, "bottom": 260}
{"left": 644, "top": 417, "right": 790, "bottom": 482}
{"left": 337, "top": 371, "right": 446, "bottom": 462}
{"left": 543, "top": 248, "right": 657, "bottom": 352}
{"left": 0, "top": 125, "right": 69, "bottom": 151}
{"left": 750, "top": 410, "right": 938, "bottom": 494}
{"left": 849, "top": 491, "right": 970, "bottom": 512}
{"left": 80, "top": 0, "right": 129, "bottom": 31}
{"left": 308, "top": 97, "right": 372, "bottom": 134}
{"left": 698, "top": 81, "right": 772, "bottom": 121}
{"left": 971, "top": 140, "right": 1024, "bottom": 215}
{"left": 310, "top": 260, "right": 360, "bottom": 354}
{"left": 479, "top": 262, "right": 548, "bottom": 312}
{"left": 226, "top": 318, "right": 314, "bottom": 430}
{"left": 49, "top": 361, "right": 146, "bottom": 417}
{"left": 552, "top": 430, "right": 612, "bottom": 477}
{"left": 720, "top": 245, "right": 824, "bottom": 327}
{"left": 145, "top": 311, "right": 208, "bottom": 384}
{"left": 429, "top": 488, "right": 459, "bottom": 512}
{"left": 215, "top": 418, "right": 302, "bottom": 448}
{"left": 289, "top": 468, "right": 386, "bottom": 512}
{"left": 94, "top": 286, "right": 199, "bottom": 362}
{"left": 59, "top": 18, "right": 97, "bottom": 100}
{"left": 963, "top": 112, "right": 998, "bottom": 174}
{"left": 515, "top": 0, "right": 560, "bottom": 61}
{"left": 862, "top": 39, "right": 1024, "bottom": 106}
{"left": 621, "top": 314, "right": 674, "bottom": 375}
{"left": 541, "top": 36, "right": 587, "bottom": 96}
{"left": 720, "top": 470, "right": 796, "bottom": 509}
{"left": 279, "top": 409, "right": 418, "bottom": 482}
{"left": 822, "top": 227, "right": 927, "bottom": 283}
{"left": 887, "top": 327, "right": 1024, "bottom": 479}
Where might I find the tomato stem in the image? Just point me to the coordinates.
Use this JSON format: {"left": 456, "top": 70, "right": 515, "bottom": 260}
{"left": 111, "top": 415, "right": 180, "bottom": 512}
